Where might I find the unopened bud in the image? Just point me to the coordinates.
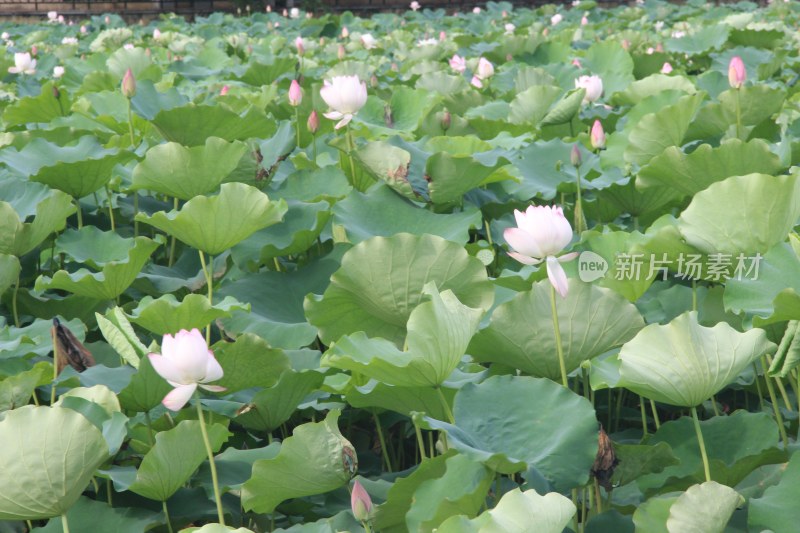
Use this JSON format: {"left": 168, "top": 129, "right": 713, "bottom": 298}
{"left": 351, "top": 480, "right": 373, "bottom": 522}
{"left": 121, "top": 68, "right": 136, "bottom": 98}
{"left": 441, "top": 109, "right": 451, "bottom": 131}
{"left": 307, "top": 109, "right": 319, "bottom": 133}
{"left": 728, "top": 55, "right": 746, "bottom": 89}
{"left": 288, "top": 79, "right": 302, "bottom": 106}
{"left": 370, "top": 74, "right": 378, "bottom": 88}
{"left": 338, "top": 44, "right": 346, "bottom": 60}
{"left": 590, "top": 120, "right": 606, "bottom": 149}
{"left": 570, "top": 144, "right": 582, "bottom": 167}
{"left": 220, "top": 85, "right": 229, "bottom": 96}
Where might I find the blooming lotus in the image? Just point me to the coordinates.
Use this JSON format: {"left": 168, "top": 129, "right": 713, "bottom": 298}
{"left": 361, "top": 33, "right": 378, "bottom": 49}
{"left": 476, "top": 57, "right": 494, "bottom": 80}
{"left": 574, "top": 75, "right": 603, "bottom": 103}
{"left": 148, "top": 328, "right": 226, "bottom": 411}
{"left": 320, "top": 75, "right": 368, "bottom": 129}
{"left": 289, "top": 7, "right": 300, "bottom": 18}
{"left": 449, "top": 54, "right": 466, "bottom": 73}
{"left": 61, "top": 37, "right": 78, "bottom": 45}
{"left": 417, "top": 38, "right": 438, "bottom": 47}
{"left": 8, "top": 52, "right": 36, "bottom": 75}
{"left": 470, "top": 76, "right": 483, "bottom": 89}
{"left": 728, "top": 56, "right": 745, "bottom": 89}
{"left": 661, "top": 62, "right": 673, "bottom": 74}
{"left": 505, "top": 23, "right": 516, "bottom": 34}
{"left": 53, "top": 65, "right": 65, "bottom": 78}
{"left": 505, "top": 206, "right": 577, "bottom": 297}
{"left": 47, "top": 10, "right": 57, "bottom": 21}
{"left": 551, "top": 13, "right": 563, "bottom": 25}
{"left": 410, "top": 1, "right": 420, "bottom": 10}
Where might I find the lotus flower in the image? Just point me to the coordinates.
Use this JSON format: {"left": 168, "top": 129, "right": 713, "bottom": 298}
{"left": 288, "top": 79, "right": 302, "bottom": 106}
{"left": 53, "top": 65, "right": 65, "bottom": 78}
{"left": 219, "top": 85, "right": 229, "bottom": 96}
{"left": 361, "top": 33, "right": 378, "bottom": 49}
{"left": 471, "top": 75, "right": 483, "bottom": 89}
{"left": 590, "top": 120, "right": 606, "bottom": 149}
{"left": 295, "top": 36, "right": 305, "bottom": 55}
{"left": 121, "top": 68, "right": 136, "bottom": 98}
{"left": 410, "top": 1, "right": 420, "bottom": 10}
{"left": 8, "top": 52, "right": 36, "bottom": 75}
{"left": 289, "top": 7, "right": 300, "bottom": 18}
{"left": 728, "top": 55, "right": 746, "bottom": 89}
{"left": 153, "top": 28, "right": 161, "bottom": 40}
{"left": 661, "top": 62, "right": 673, "bottom": 74}
{"left": 505, "top": 23, "right": 516, "bottom": 34}
{"left": 505, "top": 206, "right": 577, "bottom": 297}
{"left": 417, "top": 38, "right": 438, "bottom": 47}
{"left": 308, "top": 109, "right": 319, "bottom": 133}
{"left": 320, "top": 75, "right": 368, "bottom": 129}
{"left": 551, "top": 13, "right": 563, "bottom": 25}
{"left": 148, "top": 329, "right": 226, "bottom": 411}
{"left": 574, "top": 74, "right": 603, "bottom": 103}
{"left": 473, "top": 6, "right": 481, "bottom": 14}
{"left": 449, "top": 54, "right": 466, "bottom": 73}
{"left": 47, "top": 10, "right": 57, "bottom": 21}
{"left": 351, "top": 480, "right": 373, "bottom": 522}
{"left": 341, "top": 26, "right": 349, "bottom": 38}
{"left": 61, "top": 37, "right": 78, "bottom": 45}
{"left": 476, "top": 57, "right": 494, "bottom": 80}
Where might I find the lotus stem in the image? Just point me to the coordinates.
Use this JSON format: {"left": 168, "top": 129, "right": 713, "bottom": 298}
{"left": 710, "top": 395, "right": 720, "bottom": 417}
{"left": 435, "top": 386, "right": 455, "bottom": 424}
{"left": 760, "top": 356, "right": 789, "bottom": 448}
{"left": 734, "top": 87, "right": 743, "bottom": 140}
{"left": 294, "top": 107, "right": 301, "bottom": 149}
{"left": 168, "top": 198, "right": 178, "bottom": 267}
{"left": 594, "top": 478, "right": 603, "bottom": 514}
{"left": 372, "top": 411, "right": 393, "bottom": 472}
{"left": 198, "top": 251, "right": 214, "bottom": 344}
{"left": 11, "top": 273, "right": 20, "bottom": 328}
{"left": 133, "top": 193, "right": 139, "bottom": 238}
{"left": 105, "top": 185, "right": 115, "bottom": 231}
{"left": 574, "top": 166, "right": 586, "bottom": 234}
{"left": 413, "top": 419, "right": 427, "bottom": 461}
{"left": 144, "top": 411, "right": 155, "bottom": 446}
{"left": 61, "top": 514, "right": 70, "bottom": 533}
{"left": 195, "top": 394, "right": 225, "bottom": 525}
{"left": 690, "top": 406, "right": 711, "bottom": 482}
{"left": 162, "top": 500, "right": 174, "bottom": 533}
{"left": 345, "top": 124, "right": 359, "bottom": 189}
{"left": 765, "top": 353, "right": 792, "bottom": 411}
{"left": 639, "top": 396, "right": 648, "bottom": 436}
{"left": 74, "top": 198, "right": 83, "bottom": 229}
{"left": 549, "top": 285, "right": 569, "bottom": 387}
{"left": 650, "top": 399, "right": 661, "bottom": 430}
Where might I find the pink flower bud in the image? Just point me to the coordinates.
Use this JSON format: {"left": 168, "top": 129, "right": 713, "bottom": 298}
{"left": 439, "top": 31, "right": 446, "bottom": 41}
{"left": 31, "top": 45, "right": 37, "bottom": 56}
{"left": 441, "top": 109, "right": 451, "bottom": 131}
{"left": 341, "top": 26, "right": 349, "bottom": 38}
{"left": 470, "top": 75, "right": 483, "bottom": 89}
{"left": 590, "top": 120, "right": 606, "bottom": 149}
{"left": 288, "top": 79, "right": 302, "bottom": 106}
{"left": 661, "top": 62, "right": 673, "bottom": 74}
{"left": 295, "top": 36, "right": 305, "bottom": 56}
{"left": 570, "top": 144, "right": 582, "bottom": 167}
{"left": 351, "top": 480, "right": 373, "bottom": 522}
{"left": 121, "top": 68, "right": 136, "bottom": 98}
{"left": 307, "top": 109, "right": 319, "bottom": 133}
{"left": 220, "top": 85, "right": 229, "bottom": 96}
{"left": 338, "top": 44, "right": 346, "bottom": 60}
{"left": 728, "top": 55, "right": 746, "bottom": 89}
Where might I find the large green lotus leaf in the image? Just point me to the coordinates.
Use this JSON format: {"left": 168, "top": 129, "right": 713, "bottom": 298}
{"left": 579, "top": 230, "right": 655, "bottom": 301}
{"left": 611, "top": 442, "right": 680, "bottom": 487}
{"left": 32, "top": 151, "right": 134, "bottom": 199}
{"left": 196, "top": 444, "right": 281, "bottom": 494}
{"left": 235, "top": 370, "right": 325, "bottom": 432}
{"left": 352, "top": 142, "right": 414, "bottom": 199}
{"left": 416, "top": 72, "right": 469, "bottom": 95}
{"left": 618, "top": 312, "right": 774, "bottom": 407}
{"left": 35, "top": 237, "right": 160, "bottom": 299}
{"left": 688, "top": 85, "right": 785, "bottom": 141}
{"left": 346, "top": 381, "right": 455, "bottom": 420}
{"left": 135, "top": 183, "right": 287, "bottom": 255}
{"left": 332, "top": 184, "right": 482, "bottom": 244}
{"left": 151, "top": 104, "right": 276, "bottom": 146}
{"left": 624, "top": 92, "right": 705, "bottom": 167}
{"left": 0, "top": 254, "right": 19, "bottom": 297}
{"left": 322, "top": 284, "right": 482, "bottom": 387}
{"left": 507, "top": 85, "right": 563, "bottom": 125}
{"left": 665, "top": 24, "right": 729, "bottom": 55}
{"left": 677, "top": 173, "right": 800, "bottom": 255}
{"left": 126, "top": 294, "right": 249, "bottom": 336}
{"left": 0, "top": 136, "right": 114, "bottom": 177}
{"left": 427, "top": 152, "right": 508, "bottom": 205}
{"left": 0, "top": 182, "right": 75, "bottom": 257}
{"left": 131, "top": 137, "right": 248, "bottom": 200}
{"left": 405, "top": 453, "right": 493, "bottom": 532}
{"left": 632, "top": 495, "right": 678, "bottom": 533}
{"left": 305, "top": 233, "right": 493, "bottom": 347}
{"left": 232, "top": 200, "right": 331, "bottom": 266}
{"left": 55, "top": 226, "right": 143, "bottom": 268}
{"left": 470, "top": 279, "right": 644, "bottom": 380}
{"left": 0, "top": 361, "right": 49, "bottom": 411}
{"left": 236, "top": 57, "right": 296, "bottom": 87}
{"left": 582, "top": 40, "right": 635, "bottom": 96}
{"left": 122, "top": 420, "right": 230, "bottom": 501}
{"left": 666, "top": 482, "right": 742, "bottom": 533}
{"left": 748, "top": 451, "right": 800, "bottom": 533}
{"left": 357, "top": 86, "right": 437, "bottom": 133}
{"left": 211, "top": 333, "right": 291, "bottom": 393}
{"left": 611, "top": 74, "right": 697, "bottom": 106}
{"left": 724, "top": 243, "right": 800, "bottom": 325}
{"left": 636, "top": 139, "right": 783, "bottom": 197}
{"left": 436, "top": 488, "right": 576, "bottom": 533}
{"left": 117, "top": 352, "right": 173, "bottom": 413}
{"left": 241, "top": 410, "right": 355, "bottom": 514}
{"left": 0, "top": 406, "right": 110, "bottom": 520}
{"left": 268, "top": 167, "right": 351, "bottom": 204}
{"left": 218, "top": 252, "right": 341, "bottom": 349}
{"left": 3, "top": 82, "right": 71, "bottom": 127}
{"left": 34, "top": 496, "right": 160, "bottom": 533}
{"left": 636, "top": 411, "right": 781, "bottom": 492}
{"left": 425, "top": 375, "right": 598, "bottom": 489}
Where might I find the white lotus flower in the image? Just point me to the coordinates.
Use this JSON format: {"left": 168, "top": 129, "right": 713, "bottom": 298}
{"left": 320, "top": 75, "right": 368, "bottom": 129}
{"left": 8, "top": 52, "right": 36, "bottom": 75}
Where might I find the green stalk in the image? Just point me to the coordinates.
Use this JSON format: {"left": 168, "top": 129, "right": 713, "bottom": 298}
{"left": 414, "top": 419, "right": 427, "bottom": 461}
{"left": 168, "top": 198, "right": 178, "bottom": 267}
{"left": 345, "top": 124, "right": 358, "bottom": 189}
{"left": 105, "top": 185, "right": 115, "bottom": 231}
{"left": 550, "top": 285, "right": 569, "bottom": 387}
{"left": 690, "top": 406, "right": 711, "bottom": 482}
{"left": 198, "top": 251, "right": 214, "bottom": 344}
{"left": 761, "top": 356, "right": 789, "bottom": 448}
{"left": 144, "top": 411, "right": 155, "bottom": 446}
{"left": 195, "top": 394, "right": 225, "bottom": 525}
{"left": 372, "top": 411, "right": 393, "bottom": 473}
{"left": 734, "top": 88, "right": 743, "bottom": 140}
{"left": 639, "top": 396, "right": 648, "bottom": 436}
{"left": 435, "top": 387, "right": 455, "bottom": 424}
{"left": 61, "top": 514, "right": 70, "bottom": 533}
{"left": 74, "top": 198, "right": 83, "bottom": 229}
{"left": 11, "top": 274, "right": 20, "bottom": 328}
{"left": 650, "top": 399, "right": 661, "bottom": 430}
{"left": 574, "top": 166, "right": 586, "bottom": 234}
{"left": 162, "top": 500, "right": 174, "bottom": 533}
{"left": 294, "top": 107, "right": 301, "bottom": 149}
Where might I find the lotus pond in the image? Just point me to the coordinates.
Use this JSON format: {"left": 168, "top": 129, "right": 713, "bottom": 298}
{"left": 1, "top": 0, "right": 800, "bottom": 531}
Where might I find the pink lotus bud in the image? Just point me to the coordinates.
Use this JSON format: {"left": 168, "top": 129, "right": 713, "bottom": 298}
{"left": 590, "top": 120, "right": 606, "bottom": 149}
{"left": 145, "top": 48, "right": 151, "bottom": 57}
{"left": 502, "top": 10, "right": 508, "bottom": 17}
{"left": 121, "top": 68, "right": 136, "bottom": 98}
{"left": 80, "top": 25, "right": 87, "bottom": 33}
{"left": 439, "top": 31, "right": 446, "bottom": 41}
{"left": 351, "top": 480, "right": 373, "bottom": 522}
{"left": 341, "top": 26, "right": 349, "bottom": 38}
{"left": 572, "top": 58, "right": 582, "bottom": 68}
{"left": 391, "top": 62, "right": 399, "bottom": 72}
{"left": 295, "top": 36, "right": 305, "bottom": 56}
{"left": 574, "top": 75, "right": 603, "bottom": 103}
{"left": 441, "top": 109, "right": 451, "bottom": 131}
{"left": 728, "top": 55, "right": 746, "bottom": 89}
{"left": 153, "top": 28, "right": 161, "bottom": 40}
{"left": 621, "top": 39, "right": 630, "bottom": 50}
{"left": 370, "top": 74, "right": 378, "bottom": 88}
{"left": 470, "top": 75, "right": 483, "bottom": 89}
{"left": 307, "top": 109, "right": 319, "bottom": 133}
{"left": 581, "top": 15, "right": 588, "bottom": 25}
{"left": 646, "top": 47, "right": 654, "bottom": 55}
{"left": 661, "top": 62, "right": 673, "bottom": 74}
{"left": 220, "top": 85, "right": 229, "bottom": 96}
{"left": 31, "top": 45, "right": 37, "bottom": 56}
{"left": 338, "top": 44, "right": 346, "bottom": 59}
{"left": 655, "top": 43, "right": 663, "bottom": 53}
{"left": 288, "top": 79, "right": 302, "bottom": 106}
{"left": 570, "top": 144, "right": 582, "bottom": 167}
{"left": 282, "top": 8, "right": 288, "bottom": 16}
